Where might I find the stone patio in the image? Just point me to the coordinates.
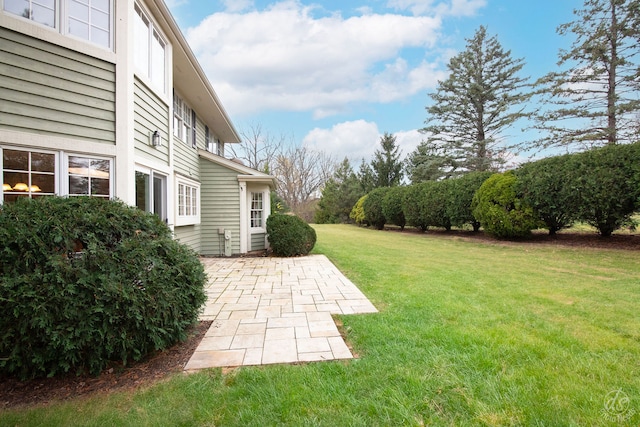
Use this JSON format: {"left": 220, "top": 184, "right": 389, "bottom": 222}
{"left": 184, "top": 255, "right": 377, "bottom": 371}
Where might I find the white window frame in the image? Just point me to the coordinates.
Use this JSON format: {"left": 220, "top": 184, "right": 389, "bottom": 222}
{"left": 1, "top": 146, "right": 59, "bottom": 203}
{"left": 175, "top": 175, "right": 200, "bottom": 226}
{"left": 135, "top": 165, "right": 167, "bottom": 222}
{"left": 64, "top": 153, "right": 112, "bottom": 198}
{"left": 1, "top": 0, "right": 114, "bottom": 50}
{"left": 250, "top": 191, "right": 265, "bottom": 231}
{"left": 133, "top": 2, "right": 166, "bottom": 94}
{"left": 173, "top": 92, "right": 192, "bottom": 145}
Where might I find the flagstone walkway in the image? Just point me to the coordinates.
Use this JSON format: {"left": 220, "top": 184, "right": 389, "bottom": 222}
{"left": 184, "top": 255, "right": 377, "bottom": 371}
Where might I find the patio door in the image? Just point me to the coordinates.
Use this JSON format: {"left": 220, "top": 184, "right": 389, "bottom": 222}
{"left": 135, "top": 169, "right": 167, "bottom": 222}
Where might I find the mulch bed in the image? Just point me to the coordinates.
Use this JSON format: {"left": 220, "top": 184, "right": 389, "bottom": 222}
{"left": 0, "top": 321, "right": 211, "bottom": 410}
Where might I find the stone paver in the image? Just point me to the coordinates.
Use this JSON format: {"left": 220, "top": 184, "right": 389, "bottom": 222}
{"left": 184, "top": 255, "right": 377, "bottom": 371}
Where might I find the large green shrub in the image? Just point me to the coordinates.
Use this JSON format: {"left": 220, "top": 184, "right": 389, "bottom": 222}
{"left": 402, "top": 182, "right": 430, "bottom": 231}
{"left": 266, "top": 213, "right": 317, "bottom": 256}
{"left": 447, "top": 171, "right": 493, "bottom": 231}
{"left": 516, "top": 154, "right": 579, "bottom": 235}
{"left": 571, "top": 143, "right": 640, "bottom": 236}
{"left": 381, "top": 186, "right": 407, "bottom": 230}
{"left": 472, "top": 172, "right": 541, "bottom": 238}
{"left": 363, "top": 187, "right": 388, "bottom": 230}
{"left": 422, "top": 180, "right": 453, "bottom": 231}
{"left": 0, "top": 197, "right": 206, "bottom": 379}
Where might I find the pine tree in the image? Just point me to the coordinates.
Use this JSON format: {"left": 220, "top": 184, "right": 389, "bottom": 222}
{"left": 530, "top": 0, "right": 640, "bottom": 150}
{"left": 371, "top": 133, "right": 404, "bottom": 187}
{"left": 315, "top": 158, "right": 362, "bottom": 223}
{"left": 420, "top": 26, "right": 531, "bottom": 174}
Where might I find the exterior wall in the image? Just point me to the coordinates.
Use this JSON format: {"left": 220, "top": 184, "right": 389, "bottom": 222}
{"left": 133, "top": 77, "right": 170, "bottom": 165}
{"left": 173, "top": 224, "right": 202, "bottom": 253}
{"left": 251, "top": 232, "right": 267, "bottom": 251}
{"left": 199, "top": 158, "right": 241, "bottom": 256}
{"left": 0, "top": 27, "right": 115, "bottom": 144}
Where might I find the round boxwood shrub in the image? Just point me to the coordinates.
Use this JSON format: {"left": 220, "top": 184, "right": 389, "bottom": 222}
{"left": 472, "top": 172, "right": 541, "bottom": 238}
{"left": 0, "top": 197, "right": 206, "bottom": 379}
{"left": 363, "top": 187, "right": 388, "bottom": 230}
{"left": 267, "top": 213, "right": 317, "bottom": 256}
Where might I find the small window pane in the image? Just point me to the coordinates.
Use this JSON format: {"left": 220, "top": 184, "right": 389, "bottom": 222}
{"left": 91, "top": 159, "right": 110, "bottom": 177}
{"left": 31, "top": 152, "right": 55, "bottom": 172}
{"left": 31, "top": 173, "right": 55, "bottom": 193}
{"left": 3, "top": 171, "right": 29, "bottom": 189}
{"left": 93, "top": 0, "right": 109, "bottom": 12}
{"left": 151, "top": 31, "right": 165, "bottom": 90}
{"left": 69, "top": 175, "right": 88, "bottom": 194}
{"left": 92, "top": 8, "right": 108, "bottom": 29}
{"left": 69, "top": 156, "right": 90, "bottom": 175}
{"left": 69, "top": 19, "right": 89, "bottom": 39}
{"left": 69, "top": 0, "right": 89, "bottom": 20}
{"left": 91, "top": 178, "right": 109, "bottom": 196}
{"left": 4, "top": 1, "right": 31, "bottom": 18}
{"left": 31, "top": 3, "right": 55, "bottom": 27}
{"left": 3, "top": 149, "right": 29, "bottom": 171}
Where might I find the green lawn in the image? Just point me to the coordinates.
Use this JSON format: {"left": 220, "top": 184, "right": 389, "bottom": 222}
{"left": 2, "top": 224, "right": 639, "bottom": 426}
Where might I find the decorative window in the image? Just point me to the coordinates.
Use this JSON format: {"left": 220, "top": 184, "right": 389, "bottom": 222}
{"left": 134, "top": 3, "right": 165, "bottom": 92}
{"left": 176, "top": 177, "right": 199, "bottom": 226}
{"left": 67, "top": 155, "right": 110, "bottom": 198}
{"left": 173, "top": 92, "right": 192, "bottom": 145}
{"left": 2, "top": 148, "right": 56, "bottom": 203}
{"left": 3, "top": 0, "right": 112, "bottom": 49}
{"left": 250, "top": 192, "right": 264, "bottom": 229}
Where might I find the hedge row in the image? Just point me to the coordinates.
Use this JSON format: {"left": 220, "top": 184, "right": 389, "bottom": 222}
{"left": 355, "top": 142, "right": 640, "bottom": 238}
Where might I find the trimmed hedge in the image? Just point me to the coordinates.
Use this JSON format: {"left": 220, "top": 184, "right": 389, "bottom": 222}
{"left": 363, "top": 187, "right": 389, "bottom": 230}
{"left": 266, "top": 213, "right": 317, "bottom": 256}
{"left": 447, "top": 171, "right": 493, "bottom": 231}
{"left": 382, "top": 186, "right": 407, "bottom": 230}
{"left": 0, "top": 197, "right": 206, "bottom": 379}
{"left": 472, "top": 172, "right": 541, "bottom": 238}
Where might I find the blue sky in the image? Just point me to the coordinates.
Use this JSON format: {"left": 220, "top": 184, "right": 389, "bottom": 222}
{"left": 166, "top": 0, "right": 581, "bottom": 165}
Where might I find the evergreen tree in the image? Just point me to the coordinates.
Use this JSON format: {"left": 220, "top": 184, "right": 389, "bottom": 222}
{"left": 357, "top": 159, "right": 375, "bottom": 193}
{"left": 530, "top": 0, "right": 640, "bottom": 150}
{"left": 405, "top": 140, "right": 454, "bottom": 183}
{"left": 371, "top": 133, "right": 404, "bottom": 187}
{"left": 420, "top": 26, "right": 531, "bottom": 174}
{"left": 315, "top": 158, "right": 362, "bottom": 223}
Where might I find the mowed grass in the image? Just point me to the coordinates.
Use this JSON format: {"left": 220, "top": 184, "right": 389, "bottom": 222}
{"left": 2, "top": 224, "right": 639, "bottom": 426}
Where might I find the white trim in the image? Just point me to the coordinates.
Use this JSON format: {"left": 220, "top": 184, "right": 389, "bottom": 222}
{"left": 239, "top": 181, "right": 247, "bottom": 253}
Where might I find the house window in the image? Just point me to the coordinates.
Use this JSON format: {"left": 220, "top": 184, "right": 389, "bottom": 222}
{"left": 3, "top": 0, "right": 55, "bottom": 28}
{"left": 3, "top": 0, "right": 112, "bottom": 49}
{"left": 67, "top": 155, "right": 110, "bottom": 198}
{"left": 250, "top": 192, "right": 263, "bottom": 229}
{"left": 173, "top": 92, "right": 192, "bottom": 145}
{"left": 176, "top": 177, "right": 199, "bottom": 226}
{"left": 135, "top": 169, "right": 167, "bottom": 221}
{"left": 2, "top": 148, "right": 56, "bottom": 203}
{"left": 67, "top": 0, "right": 111, "bottom": 48}
{"left": 134, "top": 3, "right": 165, "bottom": 92}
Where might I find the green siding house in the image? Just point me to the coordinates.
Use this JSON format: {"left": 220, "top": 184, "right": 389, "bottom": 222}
{"left": 0, "top": 0, "right": 274, "bottom": 256}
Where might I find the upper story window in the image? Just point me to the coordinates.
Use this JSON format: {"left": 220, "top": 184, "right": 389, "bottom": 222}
{"left": 134, "top": 2, "right": 165, "bottom": 93}
{"left": 173, "top": 92, "right": 192, "bottom": 145}
{"left": 2, "top": 0, "right": 113, "bottom": 49}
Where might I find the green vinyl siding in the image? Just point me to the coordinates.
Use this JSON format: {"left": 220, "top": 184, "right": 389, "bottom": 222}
{"left": 199, "top": 158, "right": 241, "bottom": 256}
{"left": 174, "top": 224, "right": 201, "bottom": 254}
{"left": 134, "top": 77, "right": 169, "bottom": 165}
{"left": 251, "top": 232, "right": 266, "bottom": 251}
{"left": 0, "top": 27, "right": 115, "bottom": 143}
{"left": 173, "top": 136, "right": 199, "bottom": 180}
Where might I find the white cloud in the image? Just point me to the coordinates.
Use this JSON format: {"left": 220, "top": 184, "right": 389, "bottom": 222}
{"left": 302, "top": 120, "right": 382, "bottom": 162}
{"left": 301, "top": 120, "right": 424, "bottom": 164}
{"left": 185, "top": 1, "right": 444, "bottom": 117}
{"left": 386, "top": 0, "right": 487, "bottom": 17}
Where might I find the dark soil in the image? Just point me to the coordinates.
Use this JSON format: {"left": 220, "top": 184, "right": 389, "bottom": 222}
{"left": 0, "top": 321, "right": 211, "bottom": 410}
